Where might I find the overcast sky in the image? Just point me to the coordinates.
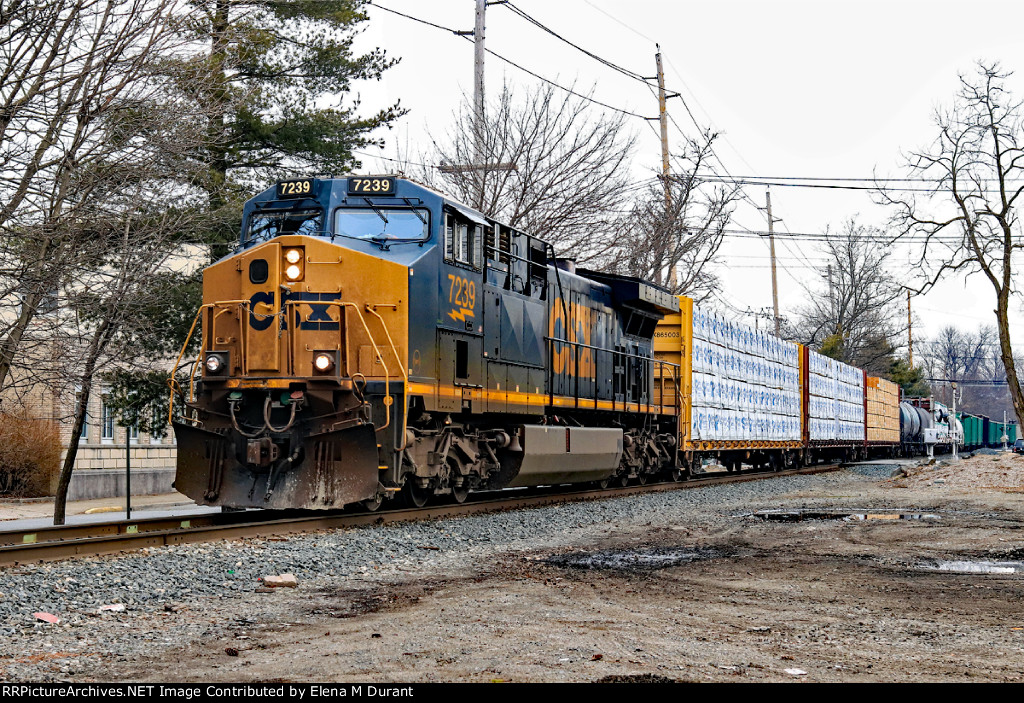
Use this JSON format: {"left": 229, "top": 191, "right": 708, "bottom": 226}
{"left": 350, "top": 0, "right": 1024, "bottom": 359}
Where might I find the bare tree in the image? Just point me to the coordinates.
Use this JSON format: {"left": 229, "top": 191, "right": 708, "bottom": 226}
{"left": 0, "top": 0, "right": 216, "bottom": 518}
{"left": 51, "top": 202, "right": 204, "bottom": 525}
{"left": 920, "top": 325, "right": 996, "bottom": 382}
{"left": 915, "top": 323, "right": 1021, "bottom": 418}
{"left": 422, "top": 82, "right": 636, "bottom": 259}
{"left": 881, "top": 63, "right": 1024, "bottom": 424}
{"left": 790, "top": 217, "right": 906, "bottom": 374}
{"left": 0, "top": 0, "right": 207, "bottom": 397}
{"left": 594, "top": 131, "right": 739, "bottom": 298}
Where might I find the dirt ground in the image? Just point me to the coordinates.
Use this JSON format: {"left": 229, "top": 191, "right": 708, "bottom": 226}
{"left": 107, "top": 457, "right": 1024, "bottom": 682}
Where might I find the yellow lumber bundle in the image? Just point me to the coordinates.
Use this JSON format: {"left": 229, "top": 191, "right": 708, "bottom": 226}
{"left": 866, "top": 376, "right": 900, "bottom": 442}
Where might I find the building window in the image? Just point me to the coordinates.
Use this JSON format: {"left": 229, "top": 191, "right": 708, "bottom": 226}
{"left": 37, "top": 287, "right": 59, "bottom": 316}
{"left": 150, "top": 408, "right": 165, "bottom": 444}
{"left": 101, "top": 398, "right": 114, "bottom": 443}
{"left": 128, "top": 424, "right": 139, "bottom": 443}
{"left": 75, "top": 387, "right": 89, "bottom": 443}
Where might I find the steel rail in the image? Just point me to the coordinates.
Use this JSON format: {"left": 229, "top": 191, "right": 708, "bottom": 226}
{"left": 0, "top": 464, "right": 841, "bottom": 565}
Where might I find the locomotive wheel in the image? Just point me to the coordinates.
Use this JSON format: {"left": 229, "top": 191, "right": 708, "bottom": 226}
{"left": 403, "top": 480, "right": 431, "bottom": 508}
{"left": 669, "top": 468, "right": 685, "bottom": 482}
{"left": 358, "top": 482, "right": 385, "bottom": 512}
{"left": 360, "top": 495, "right": 383, "bottom": 512}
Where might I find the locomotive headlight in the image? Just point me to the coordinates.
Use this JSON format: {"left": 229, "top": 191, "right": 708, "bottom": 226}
{"left": 313, "top": 352, "right": 335, "bottom": 373}
{"left": 282, "top": 247, "right": 304, "bottom": 281}
{"left": 205, "top": 353, "right": 225, "bottom": 374}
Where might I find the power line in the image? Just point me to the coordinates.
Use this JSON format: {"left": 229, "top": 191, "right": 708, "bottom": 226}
{"left": 503, "top": 2, "right": 651, "bottom": 84}
{"left": 479, "top": 44, "right": 653, "bottom": 119}
{"left": 696, "top": 174, "right": 1024, "bottom": 183}
{"left": 925, "top": 378, "right": 1010, "bottom": 385}
{"left": 582, "top": 0, "right": 656, "bottom": 44}
{"left": 692, "top": 174, "right": 1024, "bottom": 193}
{"left": 352, "top": 149, "right": 435, "bottom": 170}
{"left": 368, "top": 1, "right": 654, "bottom": 120}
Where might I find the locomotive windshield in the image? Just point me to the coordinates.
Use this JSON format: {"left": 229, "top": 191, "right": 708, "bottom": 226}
{"left": 334, "top": 208, "right": 429, "bottom": 244}
{"left": 246, "top": 207, "right": 323, "bottom": 243}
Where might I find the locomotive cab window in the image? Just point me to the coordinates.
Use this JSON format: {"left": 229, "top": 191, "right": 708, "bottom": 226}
{"left": 444, "top": 212, "right": 482, "bottom": 269}
{"left": 246, "top": 207, "right": 323, "bottom": 244}
{"left": 334, "top": 207, "right": 429, "bottom": 245}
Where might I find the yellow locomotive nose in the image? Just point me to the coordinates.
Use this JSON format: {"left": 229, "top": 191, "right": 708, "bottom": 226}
{"left": 172, "top": 232, "right": 410, "bottom": 510}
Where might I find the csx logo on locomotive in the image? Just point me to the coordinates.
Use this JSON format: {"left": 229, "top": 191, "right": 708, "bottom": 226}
{"left": 549, "top": 298, "right": 595, "bottom": 378}
{"left": 248, "top": 291, "right": 342, "bottom": 331}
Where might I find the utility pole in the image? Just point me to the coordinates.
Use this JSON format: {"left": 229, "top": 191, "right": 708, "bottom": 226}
{"left": 655, "top": 45, "right": 676, "bottom": 290}
{"left": 474, "top": 0, "right": 485, "bottom": 125}
{"left": 765, "top": 189, "right": 780, "bottom": 337}
{"left": 827, "top": 264, "right": 835, "bottom": 323}
{"left": 951, "top": 382, "right": 959, "bottom": 461}
{"left": 907, "top": 289, "right": 913, "bottom": 367}
{"left": 447, "top": 2, "right": 516, "bottom": 201}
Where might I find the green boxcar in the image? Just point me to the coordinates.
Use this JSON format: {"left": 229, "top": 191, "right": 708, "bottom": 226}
{"left": 958, "top": 413, "right": 982, "bottom": 449}
{"left": 988, "top": 420, "right": 1013, "bottom": 446}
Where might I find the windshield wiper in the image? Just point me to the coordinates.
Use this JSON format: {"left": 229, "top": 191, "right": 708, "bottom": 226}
{"left": 402, "top": 198, "right": 427, "bottom": 225}
{"left": 362, "top": 198, "right": 388, "bottom": 225}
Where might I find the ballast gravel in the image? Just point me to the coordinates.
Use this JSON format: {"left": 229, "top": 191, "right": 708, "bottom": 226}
{"left": 0, "top": 463, "right": 999, "bottom": 682}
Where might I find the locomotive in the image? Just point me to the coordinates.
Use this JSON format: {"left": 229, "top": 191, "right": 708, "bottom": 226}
{"left": 170, "top": 175, "right": 978, "bottom": 513}
{"left": 171, "top": 175, "right": 680, "bottom": 511}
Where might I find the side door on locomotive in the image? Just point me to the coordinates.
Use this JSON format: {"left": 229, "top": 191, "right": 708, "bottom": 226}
{"left": 435, "top": 204, "right": 487, "bottom": 412}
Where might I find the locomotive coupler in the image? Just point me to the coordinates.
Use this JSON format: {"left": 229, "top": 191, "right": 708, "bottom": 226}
{"left": 247, "top": 436, "right": 280, "bottom": 467}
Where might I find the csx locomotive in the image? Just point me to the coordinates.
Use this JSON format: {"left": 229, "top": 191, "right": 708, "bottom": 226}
{"left": 171, "top": 175, "right": 682, "bottom": 511}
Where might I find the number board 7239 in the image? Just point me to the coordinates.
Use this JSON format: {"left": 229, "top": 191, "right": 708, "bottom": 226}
{"left": 348, "top": 177, "right": 396, "bottom": 195}
{"left": 276, "top": 179, "right": 316, "bottom": 199}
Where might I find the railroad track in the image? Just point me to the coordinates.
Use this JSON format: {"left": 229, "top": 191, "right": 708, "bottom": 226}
{"left": 0, "top": 463, "right": 843, "bottom": 565}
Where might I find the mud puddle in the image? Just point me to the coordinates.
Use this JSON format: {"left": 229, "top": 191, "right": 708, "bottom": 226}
{"left": 752, "top": 508, "right": 941, "bottom": 522}
{"left": 544, "top": 546, "right": 724, "bottom": 571}
{"left": 926, "top": 560, "right": 1024, "bottom": 574}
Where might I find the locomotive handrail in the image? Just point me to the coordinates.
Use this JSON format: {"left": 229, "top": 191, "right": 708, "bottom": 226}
{"left": 483, "top": 243, "right": 535, "bottom": 266}
{"left": 285, "top": 300, "right": 401, "bottom": 443}
{"left": 365, "top": 303, "right": 410, "bottom": 452}
{"left": 167, "top": 300, "right": 252, "bottom": 425}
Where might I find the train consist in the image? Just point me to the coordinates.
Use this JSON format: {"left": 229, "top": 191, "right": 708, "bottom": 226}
{"left": 170, "top": 175, "right": 1014, "bottom": 512}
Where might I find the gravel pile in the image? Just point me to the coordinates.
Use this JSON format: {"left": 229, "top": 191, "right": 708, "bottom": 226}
{"left": 842, "top": 463, "right": 904, "bottom": 479}
{"left": 0, "top": 468, "right": 883, "bottom": 681}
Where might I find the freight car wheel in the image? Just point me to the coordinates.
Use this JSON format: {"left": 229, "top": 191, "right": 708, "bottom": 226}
{"left": 451, "top": 484, "right": 470, "bottom": 504}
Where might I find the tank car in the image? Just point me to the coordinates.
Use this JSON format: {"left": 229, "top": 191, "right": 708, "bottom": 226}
{"left": 170, "top": 176, "right": 681, "bottom": 511}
